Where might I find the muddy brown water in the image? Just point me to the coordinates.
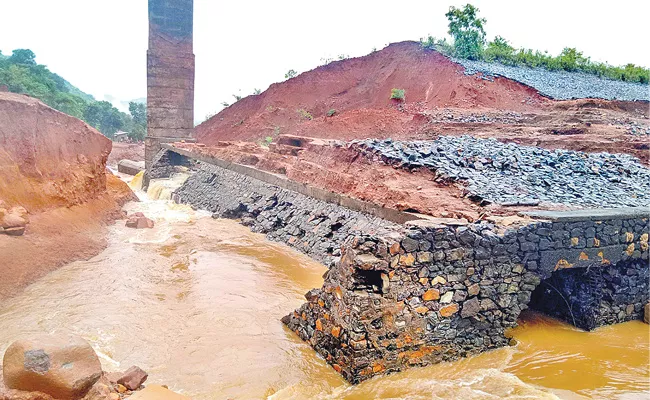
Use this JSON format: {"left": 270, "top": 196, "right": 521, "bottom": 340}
{"left": 0, "top": 193, "right": 648, "bottom": 399}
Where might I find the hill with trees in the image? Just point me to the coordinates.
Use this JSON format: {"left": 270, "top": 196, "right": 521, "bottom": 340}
{"left": 0, "top": 49, "right": 146, "bottom": 140}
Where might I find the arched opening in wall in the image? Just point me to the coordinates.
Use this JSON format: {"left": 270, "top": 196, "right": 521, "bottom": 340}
{"left": 527, "top": 260, "right": 649, "bottom": 331}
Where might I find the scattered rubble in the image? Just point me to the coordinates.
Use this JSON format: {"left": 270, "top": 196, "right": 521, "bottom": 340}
{"left": 454, "top": 58, "right": 650, "bottom": 101}
{"left": 353, "top": 136, "right": 650, "bottom": 208}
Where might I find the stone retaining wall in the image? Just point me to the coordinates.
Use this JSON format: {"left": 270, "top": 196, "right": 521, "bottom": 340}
{"left": 174, "top": 163, "right": 402, "bottom": 266}
{"left": 172, "top": 158, "right": 649, "bottom": 384}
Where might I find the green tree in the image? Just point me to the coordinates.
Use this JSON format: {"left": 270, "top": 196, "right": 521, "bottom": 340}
{"left": 9, "top": 49, "right": 36, "bottom": 65}
{"left": 445, "top": 4, "right": 486, "bottom": 60}
{"left": 128, "top": 101, "right": 147, "bottom": 141}
{"left": 83, "top": 101, "right": 124, "bottom": 137}
{"left": 285, "top": 69, "right": 297, "bottom": 79}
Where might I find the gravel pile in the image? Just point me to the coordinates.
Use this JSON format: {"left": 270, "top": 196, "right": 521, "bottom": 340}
{"left": 353, "top": 136, "right": 650, "bottom": 208}
{"left": 428, "top": 110, "right": 526, "bottom": 125}
{"left": 453, "top": 58, "right": 650, "bottom": 101}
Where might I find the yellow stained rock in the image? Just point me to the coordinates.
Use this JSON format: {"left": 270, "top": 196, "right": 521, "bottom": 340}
{"left": 331, "top": 326, "right": 341, "bottom": 338}
{"left": 422, "top": 288, "right": 440, "bottom": 301}
{"left": 400, "top": 253, "right": 416, "bottom": 266}
{"left": 440, "top": 303, "right": 459, "bottom": 317}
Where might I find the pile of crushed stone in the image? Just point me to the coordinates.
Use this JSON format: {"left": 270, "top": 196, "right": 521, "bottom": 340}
{"left": 353, "top": 136, "right": 650, "bottom": 208}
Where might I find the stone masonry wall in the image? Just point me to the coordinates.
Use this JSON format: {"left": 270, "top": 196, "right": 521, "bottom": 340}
{"left": 172, "top": 160, "right": 649, "bottom": 384}
{"left": 174, "top": 163, "right": 402, "bottom": 267}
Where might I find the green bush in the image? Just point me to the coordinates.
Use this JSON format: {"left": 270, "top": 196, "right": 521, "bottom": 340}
{"left": 285, "top": 69, "right": 297, "bottom": 79}
{"left": 327, "top": 109, "right": 336, "bottom": 117}
{"left": 297, "top": 109, "right": 313, "bottom": 120}
{"left": 390, "top": 88, "right": 406, "bottom": 101}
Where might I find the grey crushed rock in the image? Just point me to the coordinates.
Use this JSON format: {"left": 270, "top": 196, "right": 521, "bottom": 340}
{"left": 453, "top": 58, "right": 650, "bottom": 101}
{"left": 352, "top": 136, "right": 650, "bottom": 208}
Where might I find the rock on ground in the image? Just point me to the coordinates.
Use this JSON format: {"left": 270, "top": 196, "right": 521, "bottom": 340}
{"left": 116, "top": 366, "right": 148, "bottom": 390}
{"left": 2, "top": 334, "right": 102, "bottom": 399}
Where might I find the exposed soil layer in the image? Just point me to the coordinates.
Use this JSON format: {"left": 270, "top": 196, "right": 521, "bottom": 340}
{"left": 0, "top": 93, "right": 136, "bottom": 299}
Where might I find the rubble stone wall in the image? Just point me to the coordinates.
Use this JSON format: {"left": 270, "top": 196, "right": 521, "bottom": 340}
{"left": 172, "top": 160, "right": 649, "bottom": 384}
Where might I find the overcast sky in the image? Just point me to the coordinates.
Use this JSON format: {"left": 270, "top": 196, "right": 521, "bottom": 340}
{"left": 2, "top": 0, "right": 649, "bottom": 122}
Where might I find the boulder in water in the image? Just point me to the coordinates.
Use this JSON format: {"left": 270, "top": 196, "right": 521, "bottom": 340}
{"left": 125, "top": 213, "right": 155, "bottom": 229}
{"left": 2, "top": 334, "right": 102, "bottom": 399}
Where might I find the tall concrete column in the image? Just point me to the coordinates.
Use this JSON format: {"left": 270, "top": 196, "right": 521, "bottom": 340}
{"left": 146, "top": 0, "right": 195, "bottom": 171}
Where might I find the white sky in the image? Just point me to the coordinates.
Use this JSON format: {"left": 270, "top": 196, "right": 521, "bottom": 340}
{"left": 1, "top": 0, "right": 649, "bottom": 122}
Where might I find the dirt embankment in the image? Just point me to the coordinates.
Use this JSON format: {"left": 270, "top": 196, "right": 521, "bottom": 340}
{"left": 195, "top": 41, "right": 648, "bottom": 163}
{"left": 196, "top": 41, "right": 546, "bottom": 144}
{"left": 0, "top": 93, "right": 136, "bottom": 299}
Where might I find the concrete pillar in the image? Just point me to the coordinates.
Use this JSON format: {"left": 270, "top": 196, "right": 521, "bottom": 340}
{"left": 146, "top": 0, "right": 195, "bottom": 171}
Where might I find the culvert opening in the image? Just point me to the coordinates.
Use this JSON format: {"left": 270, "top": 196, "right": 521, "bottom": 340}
{"left": 528, "top": 260, "right": 649, "bottom": 331}
{"left": 529, "top": 267, "right": 604, "bottom": 331}
{"left": 352, "top": 269, "right": 384, "bottom": 294}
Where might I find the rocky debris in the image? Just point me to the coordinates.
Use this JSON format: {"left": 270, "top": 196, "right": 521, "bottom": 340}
{"left": 645, "top": 303, "right": 650, "bottom": 324}
{"left": 0, "top": 205, "right": 29, "bottom": 236}
{"left": 117, "top": 160, "right": 145, "bottom": 176}
{"left": 353, "top": 136, "right": 650, "bottom": 208}
{"left": 454, "top": 58, "right": 649, "bottom": 101}
{"left": 426, "top": 109, "right": 526, "bottom": 125}
{"left": 2, "top": 334, "right": 102, "bottom": 399}
{"left": 116, "top": 366, "right": 148, "bottom": 391}
{"left": 612, "top": 118, "right": 650, "bottom": 136}
{"left": 125, "top": 213, "right": 154, "bottom": 229}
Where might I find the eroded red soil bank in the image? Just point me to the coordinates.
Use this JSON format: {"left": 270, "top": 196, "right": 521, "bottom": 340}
{"left": 0, "top": 92, "right": 135, "bottom": 299}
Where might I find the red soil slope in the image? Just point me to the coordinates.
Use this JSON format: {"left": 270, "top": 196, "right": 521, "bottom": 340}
{"left": 0, "top": 93, "right": 111, "bottom": 211}
{"left": 0, "top": 93, "right": 136, "bottom": 299}
{"left": 196, "top": 41, "right": 547, "bottom": 143}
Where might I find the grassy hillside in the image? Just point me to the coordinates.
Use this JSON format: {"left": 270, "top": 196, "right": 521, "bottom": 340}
{"left": 0, "top": 49, "right": 145, "bottom": 140}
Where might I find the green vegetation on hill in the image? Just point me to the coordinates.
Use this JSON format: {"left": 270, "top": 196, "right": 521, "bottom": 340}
{"left": 421, "top": 4, "right": 649, "bottom": 84}
{"left": 0, "top": 49, "right": 147, "bottom": 140}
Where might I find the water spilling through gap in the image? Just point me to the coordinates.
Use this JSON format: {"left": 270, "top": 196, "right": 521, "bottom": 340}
{"left": 0, "top": 175, "right": 647, "bottom": 399}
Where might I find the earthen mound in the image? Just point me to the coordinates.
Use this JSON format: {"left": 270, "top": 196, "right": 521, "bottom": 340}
{"left": 196, "top": 41, "right": 547, "bottom": 143}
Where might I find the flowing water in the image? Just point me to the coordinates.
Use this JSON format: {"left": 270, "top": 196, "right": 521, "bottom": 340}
{"left": 0, "top": 178, "right": 648, "bottom": 399}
